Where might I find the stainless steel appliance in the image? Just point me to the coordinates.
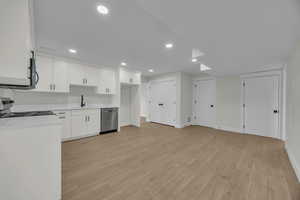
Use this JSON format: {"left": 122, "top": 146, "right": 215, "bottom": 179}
{"left": 101, "top": 108, "right": 118, "bottom": 133}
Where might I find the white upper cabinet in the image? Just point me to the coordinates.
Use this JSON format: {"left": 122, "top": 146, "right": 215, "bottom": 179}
{"left": 35, "top": 56, "right": 53, "bottom": 92}
{"left": 85, "top": 66, "right": 99, "bottom": 86}
{"left": 53, "top": 60, "right": 69, "bottom": 93}
{"left": 69, "top": 64, "right": 99, "bottom": 87}
{"left": 34, "top": 55, "right": 69, "bottom": 93}
{"left": 97, "top": 69, "right": 116, "bottom": 94}
{"left": 120, "top": 68, "right": 141, "bottom": 85}
{"left": 0, "top": 0, "right": 33, "bottom": 86}
{"left": 68, "top": 63, "right": 85, "bottom": 85}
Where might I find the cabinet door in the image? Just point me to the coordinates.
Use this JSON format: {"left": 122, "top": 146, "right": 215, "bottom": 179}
{"left": 85, "top": 66, "right": 99, "bottom": 86}
{"left": 71, "top": 111, "right": 87, "bottom": 138}
{"left": 86, "top": 110, "right": 100, "bottom": 135}
{"left": 54, "top": 111, "right": 71, "bottom": 140}
{"left": 53, "top": 60, "right": 69, "bottom": 93}
{"left": 120, "top": 69, "right": 130, "bottom": 84}
{"left": 132, "top": 73, "right": 141, "bottom": 85}
{"left": 69, "top": 63, "right": 85, "bottom": 85}
{"left": 35, "top": 56, "right": 53, "bottom": 92}
{"left": 0, "top": 0, "right": 32, "bottom": 86}
{"left": 98, "top": 69, "right": 116, "bottom": 94}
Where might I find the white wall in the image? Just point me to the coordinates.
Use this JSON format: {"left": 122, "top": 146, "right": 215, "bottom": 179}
{"left": 140, "top": 81, "right": 149, "bottom": 117}
{"left": 0, "top": 86, "right": 114, "bottom": 108}
{"left": 180, "top": 73, "right": 193, "bottom": 127}
{"left": 286, "top": 40, "right": 300, "bottom": 182}
{"left": 216, "top": 76, "right": 242, "bottom": 132}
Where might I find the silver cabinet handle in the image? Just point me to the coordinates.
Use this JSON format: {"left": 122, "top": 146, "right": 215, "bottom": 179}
{"left": 86, "top": 79, "right": 88, "bottom": 85}
{"left": 59, "top": 116, "right": 66, "bottom": 119}
{"left": 50, "top": 84, "right": 52, "bottom": 90}
{"left": 53, "top": 84, "right": 56, "bottom": 91}
{"left": 88, "top": 116, "right": 90, "bottom": 121}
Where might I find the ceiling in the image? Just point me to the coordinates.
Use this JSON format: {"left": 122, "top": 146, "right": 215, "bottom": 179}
{"left": 34, "top": 0, "right": 300, "bottom": 76}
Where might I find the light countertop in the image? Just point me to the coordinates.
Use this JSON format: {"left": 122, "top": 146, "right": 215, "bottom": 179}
{"left": 0, "top": 115, "right": 61, "bottom": 129}
{"left": 11, "top": 104, "right": 119, "bottom": 112}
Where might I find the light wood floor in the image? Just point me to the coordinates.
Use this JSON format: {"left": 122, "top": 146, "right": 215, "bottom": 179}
{"left": 62, "top": 122, "right": 300, "bottom": 200}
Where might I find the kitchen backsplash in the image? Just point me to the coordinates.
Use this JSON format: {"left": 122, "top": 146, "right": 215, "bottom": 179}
{"left": 0, "top": 86, "right": 114, "bottom": 106}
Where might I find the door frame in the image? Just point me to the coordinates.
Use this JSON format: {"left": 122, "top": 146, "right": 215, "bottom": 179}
{"left": 240, "top": 70, "right": 284, "bottom": 140}
{"left": 192, "top": 77, "right": 217, "bottom": 128}
{"left": 148, "top": 78, "right": 177, "bottom": 126}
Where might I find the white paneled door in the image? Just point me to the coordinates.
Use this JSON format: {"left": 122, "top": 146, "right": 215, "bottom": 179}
{"left": 193, "top": 79, "right": 216, "bottom": 128}
{"left": 149, "top": 80, "right": 176, "bottom": 126}
{"left": 243, "top": 76, "right": 280, "bottom": 138}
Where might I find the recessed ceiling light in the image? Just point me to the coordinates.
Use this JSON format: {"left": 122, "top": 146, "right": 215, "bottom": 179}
{"left": 97, "top": 5, "right": 109, "bottom": 15}
{"left": 192, "top": 58, "right": 198, "bottom": 63}
{"left": 69, "top": 49, "right": 77, "bottom": 54}
{"left": 165, "top": 43, "right": 174, "bottom": 49}
{"left": 121, "top": 62, "right": 127, "bottom": 66}
{"left": 200, "top": 64, "right": 212, "bottom": 71}
{"left": 148, "top": 69, "right": 154, "bottom": 73}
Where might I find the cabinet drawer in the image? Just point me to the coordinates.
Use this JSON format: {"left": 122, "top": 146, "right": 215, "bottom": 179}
{"left": 86, "top": 109, "right": 100, "bottom": 115}
{"left": 71, "top": 110, "right": 85, "bottom": 116}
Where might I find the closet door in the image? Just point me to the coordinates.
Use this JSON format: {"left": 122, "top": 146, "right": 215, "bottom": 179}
{"left": 160, "top": 80, "right": 176, "bottom": 126}
{"left": 149, "top": 80, "right": 176, "bottom": 126}
{"left": 194, "top": 79, "right": 216, "bottom": 128}
{"left": 243, "top": 76, "right": 280, "bottom": 138}
{"left": 149, "top": 82, "right": 161, "bottom": 124}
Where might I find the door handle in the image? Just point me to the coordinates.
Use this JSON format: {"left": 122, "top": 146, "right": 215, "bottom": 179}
{"left": 210, "top": 105, "right": 214, "bottom": 108}
{"left": 158, "top": 104, "right": 164, "bottom": 106}
{"left": 273, "top": 110, "right": 279, "bottom": 114}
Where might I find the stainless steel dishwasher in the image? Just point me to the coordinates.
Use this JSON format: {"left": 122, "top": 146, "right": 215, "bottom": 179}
{"left": 100, "top": 108, "right": 118, "bottom": 133}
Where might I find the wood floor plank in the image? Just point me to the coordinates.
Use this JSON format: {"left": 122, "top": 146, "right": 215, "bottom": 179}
{"left": 62, "top": 123, "right": 300, "bottom": 200}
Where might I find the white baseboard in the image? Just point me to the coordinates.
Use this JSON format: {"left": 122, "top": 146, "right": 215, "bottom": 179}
{"left": 216, "top": 125, "right": 242, "bottom": 134}
{"left": 285, "top": 144, "right": 300, "bottom": 183}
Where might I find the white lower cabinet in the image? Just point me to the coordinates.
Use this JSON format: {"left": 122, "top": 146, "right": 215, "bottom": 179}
{"left": 71, "top": 109, "right": 100, "bottom": 139}
{"left": 53, "top": 110, "right": 71, "bottom": 140}
{"left": 71, "top": 112, "right": 87, "bottom": 138}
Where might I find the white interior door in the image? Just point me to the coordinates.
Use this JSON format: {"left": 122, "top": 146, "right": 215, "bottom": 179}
{"left": 149, "top": 80, "right": 176, "bottom": 126}
{"left": 160, "top": 80, "right": 176, "bottom": 126}
{"left": 149, "top": 82, "right": 161, "bottom": 123}
{"left": 243, "top": 76, "right": 280, "bottom": 138}
{"left": 194, "top": 79, "right": 216, "bottom": 128}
